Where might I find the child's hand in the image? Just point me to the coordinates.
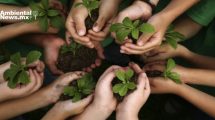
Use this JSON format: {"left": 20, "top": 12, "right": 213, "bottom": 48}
{"left": 66, "top": 0, "right": 93, "bottom": 48}
{"left": 144, "top": 43, "right": 190, "bottom": 62}
{"left": 144, "top": 61, "right": 190, "bottom": 83}
{"left": 43, "top": 35, "right": 65, "bottom": 75}
{"left": 111, "top": 0, "right": 152, "bottom": 44}
{"left": 42, "top": 94, "right": 93, "bottom": 120}
{"left": 116, "top": 72, "right": 150, "bottom": 120}
{"left": 28, "top": 21, "right": 59, "bottom": 34}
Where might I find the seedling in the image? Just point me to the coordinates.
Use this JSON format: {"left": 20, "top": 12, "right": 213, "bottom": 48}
{"left": 75, "top": 0, "right": 99, "bottom": 18}
{"left": 163, "top": 58, "right": 181, "bottom": 84}
{"left": 27, "top": 0, "right": 65, "bottom": 32}
{"left": 63, "top": 73, "right": 95, "bottom": 102}
{"left": 164, "top": 25, "right": 185, "bottom": 49}
{"left": 60, "top": 42, "right": 82, "bottom": 55}
{"left": 110, "top": 17, "right": 155, "bottom": 43}
{"left": 3, "top": 51, "right": 41, "bottom": 88}
{"left": 112, "top": 68, "right": 136, "bottom": 96}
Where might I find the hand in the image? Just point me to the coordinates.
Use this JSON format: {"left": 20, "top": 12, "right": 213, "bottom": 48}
{"left": 42, "top": 71, "right": 85, "bottom": 103}
{"left": 42, "top": 95, "right": 93, "bottom": 120}
{"left": 0, "top": 67, "right": 44, "bottom": 102}
{"left": 43, "top": 35, "right": 65, "bottom": 75}
{"left": 149, "top": 77, "right": 181, "bottom": 94}
{"left": 111, "top": 0, "right": 152, "bottom": 44}
{"left": 144, "top": 43, "right": 190, "bottom": 62}
{"left": 116, "top": 72, "right": 150, "bottom": 120}
{"left": 144, "top": 61, "right": 190, "bottom": 83}
{"left": 66, "top": 0, "right": 93, "bottom": 48}
{"left": 120, "top": 13, "right": 169, "bottom": 55}
{"left": 28, "top": 21, "right": 59, "bottom": 34}
{"left": 73, "top": 66, "right": 121, "bottom": 120}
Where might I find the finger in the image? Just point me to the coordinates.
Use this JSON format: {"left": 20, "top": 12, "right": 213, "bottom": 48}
{"left": 27, "top": 60, "right": 40, "bottom": 68}
{"left": 137, "top": 33, "right": 154, "bottom": 46}
{"left": 88, "top": 30, "right": 106, "bottom": 38}
{"left": 31, "top": 70, "right": 43, "bottom": 92}
{"left": 86, "top": 67, "right": 92, "bottom": 72}
{"left": 145, "top": 54, "right": 166, "bottom": 62}
{"left": 91, "top": 64, "right": 96, "bottom": 69}
{"left": 65, "top": 31, "right": 72, "bottom": 45}
{"left": 93, "top": 16, "right": 107, "bottom": 32}
{"left": 87, "top": 34, "right": 104, "bottom": 41}
{"left": 97, "top": 71, "right": 116, "bottom": 89}
{"left": 47, "top": 63, "right": 64, "bottom": 75}
{"left": 58, "top": 71, "right": 85, "bottom": 86}
{"left": 73, "top": 15, "right": 87, "bottom": 36}
{"left": 137, "top": 73, "right": 147, "bottom": 90}
{"left": 121, "top": 45, "right": 156, "bottom": 55}
{"left": 144, "top": 64, "right": 165, "bottom": 72}
{"left": 99, "top": 65, "right": 121, "bottom": 80}
{"left": 138, "top": 34, "right": 162, "bottom": 51}
{"left": 95, "top": 59, "right": 102, "bottom": 66}
{"left": 36, "top": 61, "right": 45, "bottom": 73}
{"left": 94, "top": 44, "right": 105, "bottom": 59}
{"left": 129, "top": 62, "right": 143, "bottom": 74}
{"left": 77, "top": 94, "right": 93, "bottom": 107}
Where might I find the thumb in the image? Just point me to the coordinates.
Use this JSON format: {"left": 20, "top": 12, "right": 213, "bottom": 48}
{"left": 74, "top": 16, "right": 87, "bottom": 36}
{"left": 137, "top": 33, "right": 153, "bottom": 46}
{"left": 93, "top": 16, "right": 107, "bottom": 32}
{"left": 77, "top": 94, "right": 93, "bottom": 107}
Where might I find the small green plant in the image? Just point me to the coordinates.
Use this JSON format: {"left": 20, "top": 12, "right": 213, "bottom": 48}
{"left": 75, "top": 0, "right": 99, "bottom": 18}
{"left": 112, "top": 68, "right": 136, "bottom": 96}
{"left": 63, "top": 73, "right": 95, "bottom": 102}
{"left": 164, "top": 25, "right": 185, "bottom": 49}
{"left": 4, "top": 51, "right": 41, "bottom": 88}
{"left": 60, "top": 42, "right": 82, "bottom": 55}
{"left": 163, "top": 58, "right": 181, "bottom": 84}
{"left": 28, "top": 0, "right": 65, "bottom": 32}
{"left": 110, "top": 17, "right": 155, "bottom": 43}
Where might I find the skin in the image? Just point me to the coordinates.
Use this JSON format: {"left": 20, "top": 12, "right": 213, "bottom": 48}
{"left": 149, "top": 77, "right": 215, "bottom": 118}
{"left": 112, "top": 0, "right": 199, "bottom": 55}
{"left": 0, "top": 71, "right": 85, "bottom": 120}
{"left": 0, "top": 60, "right": 45, "bottom": 102}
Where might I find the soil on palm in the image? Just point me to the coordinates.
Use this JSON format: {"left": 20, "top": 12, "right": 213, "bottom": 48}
{"left": 85, "top": 8, "right": 99, "bottom": 30}
{"left": 57, "top": 46, "right": 97, "bottom": 72}
{"left": 146, "top": 70, "right": 163, "bottom": 77}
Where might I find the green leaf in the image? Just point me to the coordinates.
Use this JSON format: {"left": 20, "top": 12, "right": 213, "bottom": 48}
{"left": 18, "top": 70, "right": 30, "bottom": 84}
{"left": 110, "top": 23, "right": 124, "bottom": 32}
{"left": 38, "top": 11, "right": 46, "bottom": 17}
{"left": 26, "top": 51, "right": 41, "bottom": 65}
{"left": 50, "top": 16, "right": 65, "bottom": 29}
{"left": 125, "top": 68, "right": 134, "bottom": 81}
{"left": 166, "top": 58, "right": 176, "bottom": 71}
{"left": 122, "top": 17, "right": 133, "bottom": 28}
{"left": 64, "top": 86, "right": 76, "bottom": 96}
{"left": 72, "top": 92, "right": 82, "bottom": 102}
{"left": 116, "top": 29, "right": 131, "bottom": 42}
{"left": 133, "top": 20, "right": 140, "bottom": 28}
{"left": 166, "top": 37, "right": 178, "bottom": 49}
{"left": 74, "top": 2, "right": 84, "bottom": 7}
{"left": 3, "top": 65, "right": 20, "bottom": 82}
{"left": 39, "top": 16, "right": 48, "bottom": 32}
{"left": 47, "top": 9, "right": 60, "bottom": 17}
{"left": 115, "top": 70, "right": 125, "bottom": 82}
{"left": 119, "top": 84, "right": 128, "bottom": 96}
{"left": 29, "top": 2, "right": 43, "bottom": 11}
{"left": 131, "top": 28, "right": 139, "bottom": 40}
{"left": 139, "top": 23, "right": 155, "bottom": 33}
{"left": 113, "top": 83, "right": 124, "bottom": 93}
{"left": 41, "top": 0, "right": 49, "bottom": 9}
{"left": 82, "top": 88, "right": 93, "bottom": 95}
{"left": 168, "top": 72, "right": 181, "bottom": 84}
{"left": 87, "top": 1, "right": 99, "bottom": 11}
{"left": 7, "top": 72, "right": 20, "bottom": 88}
{"left": 10, "top": 52, "right": 21, "bottom": 66}
{"left": 127, "top": 82, "right": 136, "bottom": 90}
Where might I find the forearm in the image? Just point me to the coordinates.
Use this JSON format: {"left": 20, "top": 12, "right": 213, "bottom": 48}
{"left": 0, "top": 89, "right": 52, "bottom": 120}
{"left": 42, "top": 107, "right": 66, "bottom": 120}
{"left": 157, "top": 0, "right": 199, "bottom": 25}
{"left": 0, "top": 5, "right": 31, "bottom": 23}
{"left": 177, "top": 84, "right": 215, "bottom": 118}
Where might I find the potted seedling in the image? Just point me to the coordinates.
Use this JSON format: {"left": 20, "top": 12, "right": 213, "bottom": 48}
{"left": 57, "top": 41, "right": 98, "bottom": 72}
{"left": 61, "top": 73, "right": 95, "bottom": 102}
{"left": 75, "top": 0, "right": 100, "bottom": 30}
{"left": 27, "top": 0, "right": 65, "bottom": 32}
{"left": 112, "top": 68, "right": 137, "bottom": 101}
{"left": 3, "top": 51, "right": 41, "bottom": 88}
{"left": 110, "top": 17, "right": 155, "bottom": 43}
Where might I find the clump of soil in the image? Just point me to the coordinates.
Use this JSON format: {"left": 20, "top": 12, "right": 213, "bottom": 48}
{"left": 112, "top": 74, "right": 138, "bottom": 101}
{"left": 85, "top": 8, "right": 99, "bottom": 30}
{"left": 57, "top": 46, "right": 97, "bottom": 72}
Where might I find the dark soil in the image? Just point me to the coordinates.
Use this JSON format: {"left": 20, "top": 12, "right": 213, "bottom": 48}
{"left": 57, "top": 46, "right": 97, "bottom": 72}
{"left": 85, "top": 8, "right": 99, "bottom": 30}
{"left": 146, "top": 70, "right": 163, "bottom": 77}
{"left": 112, "top": 74, "right": 138, "bottom": 102}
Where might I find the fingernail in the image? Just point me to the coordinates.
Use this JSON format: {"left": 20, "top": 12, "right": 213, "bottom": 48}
{"left": 78, "top": 30, "right": 85, "bottom": 36}
{"left": 137, "top": 41, "right": 143, "bottom": 46}
{"left": 93, "top": 23, "right": 100, "bottom": 32}
{"left": 120, "top": 50, "right": 125, "bottom": 53}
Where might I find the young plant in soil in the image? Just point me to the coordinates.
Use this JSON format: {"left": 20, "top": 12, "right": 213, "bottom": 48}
{"left": 3, "top": 51, "right": 41, "bottom": 88}
{"left": 112, "top": 68, "right": 136, "bottom": 98}
{"left": 110, "top": 17, "right": 155, "bottom": 43}
{"left": 62, "top": 73, "right": 95, "bottom": 102}
{"left": 163, "top": 58, "right": 181, "bottom": 84}
{"left": 75, "top": 0, "right": 100, "bottom": 30}
{"left": 28, "top": 0, "right": 65, "bottom": 32}
{"left": 57, "top": 42, "right": 98, "bottom": 72}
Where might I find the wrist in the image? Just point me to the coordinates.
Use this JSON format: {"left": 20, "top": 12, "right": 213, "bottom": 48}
{"left": 178, "top": 46, "right": 193, "bottom": 60}
{"left": 116, "top": 108, "right": 138, "bottom": 120}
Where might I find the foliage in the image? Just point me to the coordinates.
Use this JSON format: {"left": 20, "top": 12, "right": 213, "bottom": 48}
{"left": 113, "top": 68, "right": 136, "bottom": 96}
{"left": 164, "top": 25, "right": 185, "bottom": 49}
{"left": 3, "top": 51, "right": 41, "bottom": 88}
{"left": 63, "top": 73, "right": 95, "bottom": 102}
{"left": 27, "top": 0, "right": 65, "bottom": 32}
{"left": 110, "top": 17, "right": 155, "bottom": 43}
{"left": 75, "top": 0, "right": 99, "bottom": 18}
{"left": 163, "top": 58, "right": 181, "bottom": 84}
{"left": 60, "top": 42, "right": 82, "bottom": 55}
